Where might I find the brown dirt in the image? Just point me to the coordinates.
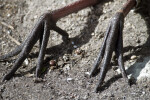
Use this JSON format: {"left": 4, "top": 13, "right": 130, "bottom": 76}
{"left": 0, "top": 0, "right": 150, "bottom": 100}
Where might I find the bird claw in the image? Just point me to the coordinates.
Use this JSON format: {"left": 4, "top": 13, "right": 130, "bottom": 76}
{"left": 1, "top": 12, "right": 70, "bottom": 81}
{"left": 90, "top": 12, "right": 130, "bottom": 92}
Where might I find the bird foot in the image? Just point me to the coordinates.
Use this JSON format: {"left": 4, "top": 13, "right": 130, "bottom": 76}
{"left": 90, "top": 12, "right": 130, "bottom": 92}
{"left": 1, "top": 12, "right": 70, "bottom": 81}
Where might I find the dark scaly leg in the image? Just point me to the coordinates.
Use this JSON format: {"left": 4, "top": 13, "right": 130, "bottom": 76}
{"left": 115, "top": 20, "right": 129, "bottom": 84}
{"left": 53, "top": 26, "right": 69, "bottom": 43}
{"left": 95, "top": 13, "right": 124, "bottom": 92}
{"left": 90, "top": 23, "right": 111, "bottom": 77}
{"left": 36, "top": 21, "right": 50, "bottom": 78}
{"left": 90, "top": 0, "right": 136, "bottom": 92}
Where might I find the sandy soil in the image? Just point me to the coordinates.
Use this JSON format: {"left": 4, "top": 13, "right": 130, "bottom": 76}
{"left": 0, "top": 0, "right": 150, "bottom": 100}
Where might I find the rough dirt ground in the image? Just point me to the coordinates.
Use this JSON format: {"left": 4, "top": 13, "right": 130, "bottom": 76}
{"left": 0, "top": 0, "right": 150, "bottom": 100}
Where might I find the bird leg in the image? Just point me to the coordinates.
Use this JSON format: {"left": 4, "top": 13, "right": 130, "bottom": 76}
{"left": 0, "top": 0, "right": 101, "bottom": 81}
{"left": 90, "top": 0, "right": 136, "bottom": 92}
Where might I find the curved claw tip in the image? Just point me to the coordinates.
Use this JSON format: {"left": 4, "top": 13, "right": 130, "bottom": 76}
{"left": 94, "top": 87, "right": 99, "bottom": 93}
{"left": 2, "top": 76, "right": 8, "bottom": 82}
{"left": 2, "top": 73, "right": 14, "bottom": 82}
{"left": 89, "top": 72, "right": 93, "bottom": 78}
{"left": 89, "top": 70, "right": 97, "bottom": 78}
{"left": 89, "top": 69, "right": 100, "bottom": 77}
{"left": 63, "top": 37, "right": 70, "bottom": 44}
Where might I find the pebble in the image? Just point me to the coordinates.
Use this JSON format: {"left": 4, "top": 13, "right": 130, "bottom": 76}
{"left": 49, "top": 60, "right": 56, "bottom": 66}
{"left": 142, "top": 91, "right": 145, "bottom": 95}
{"left": 91, "top": 32, "right": 95, "bottom": 36}
{"left": 7, "top": 13, "right": 11, "bottom": 17}
{"left": 75, "top": 49, "right": 82, "bottom": 55}
{"left": 7, "top": 30, "right": 12, "bottom": 35}
{"left": 73, "top": 45, "right": 78, "bottom": 48}
{"left": 130, "top": 55, "right": 137, "bottom": 60}
{"left": 85, "top": 72, "right": 90, "bottom": 75}
{"left": 25, "top": 73, "right": 34, "bottom": 77}
{"left": 34, "top": 15, "right": 38, "bottom": 19}
{"left": 23, "top": 59, "right": 29, "bottom": 66}
{"left": 67, "top": 78, "right": 73, "bottom": 82}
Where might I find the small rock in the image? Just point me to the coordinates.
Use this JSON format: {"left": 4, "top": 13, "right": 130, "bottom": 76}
{"left": 130, "top": 55, "right": 137, "bottom": 60}
{"left": 34, "top": 15, "right": 38, "bottom": 19}
{"left": 67, "top": 78, "right": 73, "bottom": 82}
{"left": 25, "top": 73, "right": 34, "bottom": 77}
{"left": 91, "top": 32, "right": 95, "bottom": 36}
{"left": 85, "top": 72, "right": 90, "bottom": 75}
{"left": 73, "top": 45, "right": 78, "bottom": 48}
{"left": 75, "top": 49, "right": 82, "bottom": 55}
{"left": 142, "top": 91, "right": 145, "bottom": 95}
{"left": 129, "top": 60, "right": 135, "bottom": 63}
{"left": 84, "top": 72, "right": 90, "bottom": 77}
{"left": 49, "top": 60, "right": 56, "bottom": 66}
{"left": 7, "top": 30, "right": 12, "bottom": 35}
{"left": 7, "top": 13, "right": 11, "bottom": 17}
{"left": 23, "top": 59, "right": 29, "bottom": 66}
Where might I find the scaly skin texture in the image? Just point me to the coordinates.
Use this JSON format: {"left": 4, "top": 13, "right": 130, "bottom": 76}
{"left": 0, "top": 0, "right": 138, "bottom": 92}
{"left": 90, "top": 0, "right": 136, "bottom": 92}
